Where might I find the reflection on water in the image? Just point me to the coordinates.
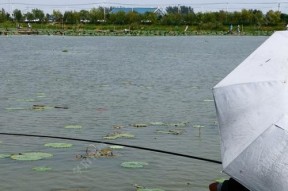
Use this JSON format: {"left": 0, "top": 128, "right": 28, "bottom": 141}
{"left": 0, "top": 35, "right": 267, "bottom": 191}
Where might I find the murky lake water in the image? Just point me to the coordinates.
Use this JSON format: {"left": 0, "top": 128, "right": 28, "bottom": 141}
{"left": 0, "top": 35, "right": 267, "bottom": 191}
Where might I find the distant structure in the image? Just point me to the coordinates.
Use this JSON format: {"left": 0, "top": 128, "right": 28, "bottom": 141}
{"left": 110, "top": 7, "right": 165, "bottom": 16}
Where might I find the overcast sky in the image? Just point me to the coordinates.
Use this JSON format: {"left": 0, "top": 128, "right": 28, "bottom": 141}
{"left": 1, "top": 0, "right": 288, "bottom": 13}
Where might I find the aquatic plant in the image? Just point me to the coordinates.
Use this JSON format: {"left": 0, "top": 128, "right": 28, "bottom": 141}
{"left": 32, "top": 105, "right": 53, "bottom": 111}
{"left": 32, "top": 166, "right": 52, "bottom": 172}
{"left": 193, "top": 125, "right": 205, "bottom": 128}
{"left": 5, "top": 107, "right": 27, "bottom": 111}
{"left": 76, "top": 147, "right": 114, "bottom": 159}
{"left": 44, "top": 143, "right": 73, "bottom": 148}
{"left": 109, "top": 145, "right": 124, "bottom": 149}
{"left": 0, "top": 154, "right": 10, "bottom": 159}
{"left": 64, "top": 125, "right": 82, "bottom": 129}
{"left": 11, "top": 152, "right": 53, "bottom": 161}
{"left": 132, "top": 123, "right": 148, "bottom": 128}
{"left": 137, "top": 189, "right": 165, "bottom": 191}
{"left": 36, "top": 93, "right": 46, "bottom": 98}
{"left": 156, "top": 129, "right": 183, "bottom": 135}
{"left": 121, "top": 161, "right": 148, "bottom": 168}
{"left": 103, "top": 132, "right": 135, "bottom": 140}
{"left": 149, "top": 122, "right": 166, "bottom": 126}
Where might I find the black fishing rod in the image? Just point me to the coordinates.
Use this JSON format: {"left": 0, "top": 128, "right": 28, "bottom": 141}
{"left": 0, "top": 132, "right": 222, "bottom": 164}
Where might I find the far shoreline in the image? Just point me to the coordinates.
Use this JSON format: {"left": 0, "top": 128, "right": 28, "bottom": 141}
{"left": 0, "top": 28, "right": 275, "bottom": 36}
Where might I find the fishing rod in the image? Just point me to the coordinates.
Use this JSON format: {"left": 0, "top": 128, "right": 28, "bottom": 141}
{"left": 0, "top": 132, "right": 222, "bottom": 164}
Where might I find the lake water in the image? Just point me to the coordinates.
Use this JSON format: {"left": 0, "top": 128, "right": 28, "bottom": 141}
{"left": 0, "top": 35, "right": 267, "bottom": 191}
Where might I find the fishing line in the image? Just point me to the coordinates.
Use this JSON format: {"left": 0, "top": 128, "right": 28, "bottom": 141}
{"left": 0, "top": 132, "right": 222, "bottom": 164}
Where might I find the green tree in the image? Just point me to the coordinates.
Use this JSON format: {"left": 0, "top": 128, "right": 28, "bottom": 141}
{"left": 265, "top": 10, "right": 281, "bottom": 26}
{"left": 109, "top": 11, "right": 127, "bottom": 24}
{"left": 13, "top": 9, "right": 23, "bottom": 22}
{"left": 25, "top": 11, "right": 35, "bottom": 21}
{"left": 79, "top": 9, "right": 90, "bottom": 22}
{"left": 89, "top": 7, "right": 104, "bottom": 23}
{"left": 32, "top": 8, "right": 45, "bottom": 22}
{"left": 63, "top": 11, "right": 80, "bottom": 24}
{"left": 126, "top": 11, "right": 140, "bottom": 24}
{"left": 0, "top": 8, "right": 7, "bottom": 22}
{"left": 52, "top": 10, "right": 63, "bottom": 22}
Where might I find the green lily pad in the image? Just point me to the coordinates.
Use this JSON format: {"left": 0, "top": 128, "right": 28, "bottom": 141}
{"left": 104, "top": 133, "right": 135, "bottom": 140}
{"left": 203, "top": 99, "right": 214, "bottom": 102}
{"left": 44, "top": 143, "right": 73, "bottom": 148}
{"left": 156, "top": 129, "right": 182, "bottom": 135}
{"left": 32, "top": 105, "right": 53, "bottom": 111}
{"left": 33, "top": 166, "right": 52, "bottom": 172}
{"left": 193, "top": 125, "right": 205, "bottom": 128}
{"left": 132, "top": 124, "right": 148, "bottom": 128}
{"left": 149, "top": 122, "right": 166, "bottom": 126}
{"left": 121, "top": 161, "right": 148, "bottom": 168}
{"left": 137, "top": 189, "right": 165, "bottom": 191}
{"left": 11, "top": 152, "right": 53, "bottom": 161}
{"left": 16, "top": 98, "right": 36, "bottom": 102}
{"left": 0, "top": 154, "right": 10, "bottom": 159}
{"left": 36, "top": 93, "right": 46, "bottom": 98}
{"left": 109, "top": 145, "right": 124, "bottom": 149}
{"left": 215, "top": 178, "right": 227, "bottom": 183}
{"left": 64, "top": 125, "right": 82, "bottom": 129}
{"left": 5, "top": 107, "right": 26, "bottom": 111}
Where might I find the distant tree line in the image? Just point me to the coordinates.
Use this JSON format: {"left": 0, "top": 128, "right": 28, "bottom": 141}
{"left": 1, "top": 6, "right": 288, "bottom": 29}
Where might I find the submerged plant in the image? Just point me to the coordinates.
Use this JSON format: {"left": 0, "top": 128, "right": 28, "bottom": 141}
{"left": 121, "top": 161, "right": 148, "bottom": 168}
{"left": 44, "top": 143, "right": 73, "bottom": 148}
{"left": 33, "top": 166, "right": 52, "bottom": 172}
{"left": 11, "top": 152, "right": 53, "bottom": 161}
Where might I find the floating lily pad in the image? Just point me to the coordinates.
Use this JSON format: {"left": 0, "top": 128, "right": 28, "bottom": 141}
{"left": 132, "top": 124, "right": 148, "bottom": 128}
{"left": 156, "top": 129, "right": 183, "bottom": 135}
{"left": 0, "top": 154, "right": 10, "bottom": 159}
{"left": 32, "top": 105, "right": 53, "bottom": 111}
{"left": 11, "top": 152, "right": 53, "bottom": 161}
{"left": 215, "top": 178, "right": 227, "bottom": 183}
{"left": 121, "top": 161, "right": 148, "bottom": 168}
{"left": 64, "top": 125, "right": 82, "bottom": 129}
{"left": 50, "top": 188, "right": 89, "bottom": 191}
{"left": 44, "top": 143, "right": 73, "bottom": 148}
{"left": 137, "top": 189, "right": 165, "bottom": 191}
{"left": 149, "top": 122, "right": 166, "bottom": 126}
{"left": 149, "top": 122, "right": 188, "bottom": 127}
{"left": 109, "top": 145, "right": 124, "bottom": 149}
{"left": 104, "top": 132, "right": 134, "bottom": 140}
{"left": 36, "top": 93, "right": 46, "bottom": 98}
{"left": 5, "top": 107, "right": 26, "bottom": 111}
{"left": 16, "top": 98, "right": 36, "bottom": 102}
{"left": 33, "top": 166, "right": 52, "bottom": 172}
{"left": 62, "top": 49, "right": 68, "bottom": 52}
{"left": 193, "top": 125, "right": 205, "bottom": 128}
{"left": 203, "top": 99, "right": 214, "bottom": 102}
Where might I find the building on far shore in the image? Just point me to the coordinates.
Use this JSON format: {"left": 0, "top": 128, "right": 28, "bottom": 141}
{"left": 110, "top": 7, "right": 165, "bottom": 16}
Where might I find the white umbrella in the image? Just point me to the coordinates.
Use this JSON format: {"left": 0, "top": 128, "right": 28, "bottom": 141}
{"left": 213, "top": 31, "right": 288, "bottom": 191}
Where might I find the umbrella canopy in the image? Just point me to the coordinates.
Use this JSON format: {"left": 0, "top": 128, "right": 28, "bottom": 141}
{"left": 213, "top": 31, "right": 288, "bottom": 191}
